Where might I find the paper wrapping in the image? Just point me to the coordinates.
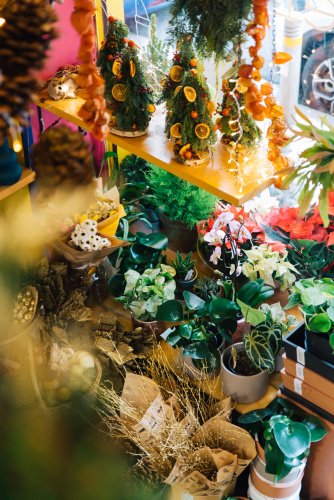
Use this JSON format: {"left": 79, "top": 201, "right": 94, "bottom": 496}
{"left": 118, "top": 374, "right": 255, "bottom": 498}
{"left": 52, "top": 234, "right": 128, "bottom": 267}
{"left": 95, "top": 183, "right": 126, "bottom": 238}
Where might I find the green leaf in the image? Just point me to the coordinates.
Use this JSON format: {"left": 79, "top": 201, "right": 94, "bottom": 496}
{"left": 238, "top": 408, "right": 274, "bottom": 425}
{"left": 303, "top": 415, "right": 328, "bottom": 442}
{"left": 244, "top": 330, "right": 275, "bottom": 372}
{"left": 264, "top": 437, "right": 285, "bottom": 476}
{"left": 178, "top": 323, "right": 193, "bottom": 340}
{"left": 319, "top": 188, "right": 329, "bottom": 227}
{"left": 284, "top": 292, "right": 301, "bottom": 310}
{"left": 183, "top": 342, "right": 210, "bottom": 360}
{"left": 301, "top": 288, "right": 327, "bottom": 307}
{"left": 330, "top": 332, "right": 334, "bottom": 352}
{"left": 136, "top": 232, "right": 168, "bottom": 250}
{"left": 183, "top": 291, "right": 206, "bottom": 311}
{"left": 156, "top": 300, "right": 183, "bottom": 321}
{"left": 129, "top": 243, "right": 157, "bottom": 264}
{"left": 327, "top": 304, "right": 334, "bottom": 322}
{"left": 273, "top": 422, "right": 311, "bottom": 458}
{"left": 308, "top": 313, "right": 332, "bottom": 333}
{"left": 237, "top": 300, "right": 266, "bottom": 326}
{"left": 208, "top": 297, "right": 239, "bottom": 319}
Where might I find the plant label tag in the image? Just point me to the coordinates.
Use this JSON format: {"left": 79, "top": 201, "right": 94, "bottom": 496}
{"left": 296, "top": 363, "right": 304, "bottom": 380}
{"left": 294, "top": 378, "right": 303, "bottom": 395}
{"left": 296, "top": 346, "right": 305, "bottom": 365}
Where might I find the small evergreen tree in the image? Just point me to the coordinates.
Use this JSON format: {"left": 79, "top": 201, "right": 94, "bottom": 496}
{"left": 158, "top": 34, "right": 197, "bottom": 108}
{"left": 97, "top": 16, "right": 129, "bottom": 101}
{"left": 142, "top": 14, "right": 169, "bottom": 97}
{"left": 216, "top": 74, "right": 261, "bottom": 147}
{"left": 97, "top": 17, "right": 155, "bottom": 134}
{"left": 166, "top": 71, "right": 216, "bottom": 164}
{"left": 109, "top": 42, "right": 155, "bottom": 133}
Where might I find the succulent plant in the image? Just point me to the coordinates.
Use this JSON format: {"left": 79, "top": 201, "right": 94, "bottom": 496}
{"left": 194, "top": 276, "right": 221, "bottom": 301}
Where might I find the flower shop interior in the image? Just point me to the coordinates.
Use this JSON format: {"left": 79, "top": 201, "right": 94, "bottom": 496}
{"left": 1, "top": 0, "right": 334, "bottom": 499}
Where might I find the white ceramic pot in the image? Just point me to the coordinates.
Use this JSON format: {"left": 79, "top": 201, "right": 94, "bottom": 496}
{"left": 249, "top": 464, "right": 303, "bottom": 500}
{"left": 222, "top": 343, "right": 268, "bottom": 403}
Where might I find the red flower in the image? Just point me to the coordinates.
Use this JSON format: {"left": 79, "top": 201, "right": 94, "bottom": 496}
{"left": 327, "top": 231, "right": 334, "bottom": 247}
{"left": 290, "top": 219, "right": 314, "bottom": 240}
{"left": 311, "top": 225, "right": 328, "bottom": 243}
{"left": 328, "top": 191, "right": 334, "bottom": 216}
{"left": 267, "top": 207, "right": 299, "bottom": 232}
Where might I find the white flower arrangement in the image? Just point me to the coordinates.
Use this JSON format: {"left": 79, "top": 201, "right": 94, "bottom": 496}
{"left": 70, "top": 219, "right": 111, "bottom": 251}
{"left": 242, "top": 244, "right": 299, "bottom": 291}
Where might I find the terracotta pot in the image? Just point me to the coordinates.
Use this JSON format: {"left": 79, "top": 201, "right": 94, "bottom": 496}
{"left": 159, "top": 211, "right": 197, "bottom": 253}
{"left": 305, "top": 330, "right": 334, "bottom": 364}
{"left": 222, "top": 343, "right": 268, "bottom": 403}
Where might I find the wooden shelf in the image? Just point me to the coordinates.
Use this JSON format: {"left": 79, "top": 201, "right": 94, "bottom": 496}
{"left": 0, "top": 167, "right": 36, "bottom": 202}
{"left": 35, "top": 92, "right": 274, "bottom": 205}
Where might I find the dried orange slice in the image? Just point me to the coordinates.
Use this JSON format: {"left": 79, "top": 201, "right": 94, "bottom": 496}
{"left": 112, "top": 84, "right": 126, "bottom": 102}
{"left": 129, "top": 60, "right": 136, "bottom": 77}
{"left": 112, "top": 60, "right": 122, "bottom": 76}
{"left": 161, "top": 77, "right": 168, "bottom": 88}
{"left": 206, "top": 100, "right": 215, "bottom": 114}
{"left": 179, "top": 143, "right": 191, "bottom": 156}
{"left": 169, "top": 65, "right": 183, "bottom": 82}
{"left": 184, "top": 86, "right": 197, "bottom": 102}
{"left": 170, "top": 123, "right": 182, "bottom": 139}
{"left": 174, "top": 85, "right": 182, "bottom": 96}
{"left": 195, "top": 123, "right": 210, "bottom": 139}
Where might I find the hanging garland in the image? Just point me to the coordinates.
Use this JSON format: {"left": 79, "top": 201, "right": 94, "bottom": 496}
{"left": 71, "top": 0, "right": 109, "bottom": 141}
{"left": 237, "top": 0, "right": 293, "bottom": 180}
{"left": 168, "top": 0, "right": 252, "bottom": 60}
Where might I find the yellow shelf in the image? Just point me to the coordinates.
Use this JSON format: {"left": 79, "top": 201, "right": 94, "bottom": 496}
{"left": 35, "top": 92, "right": 274, "bottom": 205}
{"left": 0, "top": 167, "right": 36, "bottom": 202}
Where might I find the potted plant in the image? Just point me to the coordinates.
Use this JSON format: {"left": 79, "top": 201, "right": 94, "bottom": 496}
{"left": 238, "top": 398, "right": 327, "bottom": 498}
{"left": 221, "top": 286, "right": 279, "bottom": 403}
{"left": 197, "top": 202, "right": 261, "bottom": 278}
{"left": 285, "top": 277, "right": 334, "bottom": 363}
{"left": 146, "top": 165, "right": 218, "bottom": 253}
{"left": 194, "top": 275, "right": 222, "bottom": 301}
{"left": 171, "top": 251, "right": 198, "bottom": 298}
{"left": 114, "top": 264, "right": 177, "bottom": 334}
{"left": 241, "top": 244, "right": 299, "bottom": 291}
{"left": 158, "top": 291, "right": 240, "bottom": 380}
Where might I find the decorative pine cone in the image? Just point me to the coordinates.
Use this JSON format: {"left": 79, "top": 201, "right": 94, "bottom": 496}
{"left": 0, "top": 0, "right": 58, "bottom": 137}
{"left": 129, "top": 465, "right": 164, "bottom": 493}
{"left": 32, "top": 126, "right": 94, "bottom": 193}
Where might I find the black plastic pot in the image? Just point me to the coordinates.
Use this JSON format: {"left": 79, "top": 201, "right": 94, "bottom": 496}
{"left": 305, "top": 330, "right": 334, "bottom": 364}
{"left": 175, "top": 268, "right": 198, "bottom": 299}
{"left": 158, "top": 211, "right": 197, "bottom": 253}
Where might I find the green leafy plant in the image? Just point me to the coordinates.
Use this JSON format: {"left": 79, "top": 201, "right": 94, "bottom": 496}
{"left": 238, "top": 398, "right": 327, "bottom": 480}
{"left": 169, "top": 0, "right": 252, "bottom": 60}
{"left": 194, "top": 276, "right": 221, "bottom": 301}
{"left": 159, "top": 291, "right": 239, "bottom": 370}
{"left": 116, "top": 264, "right": 177, "bottom": 321}
{"left": 218, "top": 277, "right": 274, "bottom": 309}
{"left": 171, "top": 251, "right": 196, "bottom": 280}
{"left": 282, "top": 108, "right": 334, "bottom": 227}
{"left": 120, "top": 154, "right": 155, "bottom": 186}
{"left": 109, "top": 232, "right": 168, "bottom": 278}
{"left": 285, "top": 277, "right": 334, "bottom": 351}
{"left": 146, "top": 166, "right": 218, "bottom": 229}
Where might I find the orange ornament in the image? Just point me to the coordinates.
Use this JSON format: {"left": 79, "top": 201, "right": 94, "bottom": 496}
{"left": 273, "top": 52, "right": 293, "bottom": 65}
{"left": 191, "top": 111, "right": 198, "bottom": 119}
{"left": 184, "top": 151, "right": 192, "bottom": 160}
{"left": 189, "top": 58, "right": 198, "bottom": 67}
{"left": 260, "top": 82, "right": 273, "bottom": 96}
{"left": 190, "top": 68, "right": 198, "bottom": 76}
{"left": 238, "top": 64, "right": 253, "bottom": 78}
{"left": 222, "top": 108, "right": 230, "bottom": 117}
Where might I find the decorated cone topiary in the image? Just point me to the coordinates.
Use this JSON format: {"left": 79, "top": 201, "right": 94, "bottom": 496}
{"left": 158, "top": 34, "right": 197, "bottom": 110}
{"left": 166, "top": 69, "right": 216, "bottom": 165}
{"left": 97, "top": 17, "right": 155, "bottom": 137}
{"left": 216, "top": 70, "right": 261, "bottom": 149}
{"left": 96, "top": 16, "right": 129, "bottom": 100}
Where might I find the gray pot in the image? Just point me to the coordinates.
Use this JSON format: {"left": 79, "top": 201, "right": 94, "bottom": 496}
{"left": 274, "top": 346, "right": 285, "bottom": 372}
{"left": 222, "top": 343, "right": 268, "bottom": 403}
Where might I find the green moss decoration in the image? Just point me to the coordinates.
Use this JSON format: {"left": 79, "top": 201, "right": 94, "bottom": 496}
{"left": 169, "top": 0, "right": 252, "bottom": 60}
{"left": 146, "top": 165, "right": 218, "bottom": 229}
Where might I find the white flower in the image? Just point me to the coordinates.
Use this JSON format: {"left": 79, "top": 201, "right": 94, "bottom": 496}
{"left": 229, "top": 263, "right": 242, "bottom": 276}
{"left": 210, "top": 246, "right": 222, "bottom": 265}
{"left": 204, "top": 229, "right": 226, "bottom": 246}
{"left": 244, "top": 189, "right": 279, "bottom": 215}
{"left": 212, "top": 211, "right": 234, "bottom": 230}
